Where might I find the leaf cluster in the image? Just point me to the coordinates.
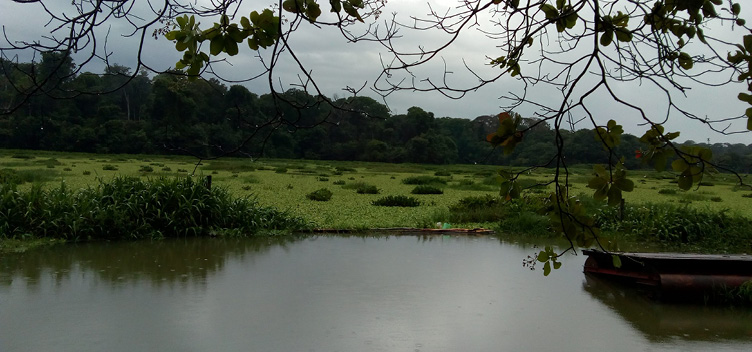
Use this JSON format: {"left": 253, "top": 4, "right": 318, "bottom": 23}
{"left": 540, "top": 0, "right": 579, "bottom": 33}
{"left": 485, "top": 112, "right": 524, "bottom": 155}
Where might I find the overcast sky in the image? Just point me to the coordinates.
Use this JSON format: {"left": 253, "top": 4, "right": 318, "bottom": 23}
{"left": 1, "top": 0, "right": 750, "bottom": 144}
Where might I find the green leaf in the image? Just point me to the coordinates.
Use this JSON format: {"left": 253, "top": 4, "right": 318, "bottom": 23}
{"left": 746, "top": 109, "right": 752, "bottom": 130}
{"left": 614, "top": 28, "right": 632, "bottom": 42}
{"left": 678, "top": 173, "right": 693, "bottom": 190}
{"left": 732, "top": 3, "right": 741, "bottom": 16}
{"left": 540, "top": 4, "right": 558, "bottom": 19}
{"left": 744, "top": 35, "right": 752, "bottom": 52}
{"left": 248, "top": 38, "right": 259, "bottom": 51}
{"left": 225, "top": 38, "right": 239, "bottom": 56}
{"left": 175, "top": 40, "right": 188, "bottom": 52}
{"left": 165, "top": 31, "right": 178, "bottom": 41}
{"left": 330, "top": 0, "right": 342, "bottom": 13}
{"left": 543, "top": 261, "right": 551, "bottom": 276}
{"left": 678, "top": 52, "right": 693, "bottom": 70}
{"left": 537, "top": 251, "right": 548, "bottom": 262}
{"left": 614, "top": 178, "right": 634, "bottom": 192}
{"left": 556, "top": 0, "right": 565, "bottom": 10}
{"left": 739, "top": 93, "right": 752, "bottom": 103}
{"left": 593, "top": 164, "right": 607, "bottom": 177}
{"left": 283, "top": 0, "right": 300, "bottom": 13}
{"left": 306, "top": 0, "right": 322, "bottom": 21}
{"left": 607, "top": 185, "right": 622, "bottom": 206}
{"left": 593, "top": 185, "right": 608, "bottom": 201}
{"left": 565, "top": 13, "right": 578, "bottom": 29}
{"left": 176, "top": 15, "right": 187, "bottom": 28}
{"left": 343, "top": 1, "right": 364, "bottom": 22}
{"left": 240, "top": 16, "right": 251, "bottom": 29}
{"left": 553, "top": 261, "right": 562, "bottom": 269}
{"left": 611, "top": 254, "right": 622, "bottom": 268}
{"left": 671, "top": 158, "right": 688, "bottom": 172}
{"left": 210, "top": 36, "right": 224, "bottom": 56}
{"left": 600, "top": 30, "right": 614, "bottom": 47}
{"left": 587, "top": 176, "right": 608, "bottom": 190}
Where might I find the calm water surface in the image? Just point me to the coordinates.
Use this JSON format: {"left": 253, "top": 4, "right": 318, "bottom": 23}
{"left": 1, "top": 235, "right": 750, "bottom": 351}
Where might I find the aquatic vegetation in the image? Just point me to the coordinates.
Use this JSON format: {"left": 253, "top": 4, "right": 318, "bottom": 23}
{"left": 372, "top": 195, "right": 420, "bottom": 207}
{"left": 0, "top": 177, "right": 308, "bottom": 241}
{"left": 306, "top": 188, "right": 333, "bottom": 201}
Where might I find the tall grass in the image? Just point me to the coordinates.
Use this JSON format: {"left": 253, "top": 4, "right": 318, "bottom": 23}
{"left": 0, "top": 177, "right": 308, "bottom": 241}
{"left": 595, "top": 203, "right": 752, "bottom": 252}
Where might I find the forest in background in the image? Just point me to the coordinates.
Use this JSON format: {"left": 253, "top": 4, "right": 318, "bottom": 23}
{"left": 2, "top": 53, "right": 751, "bottom": 172}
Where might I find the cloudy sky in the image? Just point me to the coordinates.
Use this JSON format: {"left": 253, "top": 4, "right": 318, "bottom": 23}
{"left": 1, "top": 0, "right": 750, "bottom": 144}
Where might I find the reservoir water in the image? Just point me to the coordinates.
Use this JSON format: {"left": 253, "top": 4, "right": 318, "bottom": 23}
{"left": 1, "top": 235, "right": 750, "bottom": 351}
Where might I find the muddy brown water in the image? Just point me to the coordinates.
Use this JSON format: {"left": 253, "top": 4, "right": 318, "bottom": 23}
{"left": 1, "top": 235, "right": 750, "bottom": 351}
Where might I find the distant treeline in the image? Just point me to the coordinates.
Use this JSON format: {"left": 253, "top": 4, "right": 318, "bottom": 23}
{"left": 2, "top": 54, "right": 751, "bottom": 172}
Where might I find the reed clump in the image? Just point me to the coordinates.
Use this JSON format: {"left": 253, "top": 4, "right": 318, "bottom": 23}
{"left": 0, "top": 176, "right": 308, "bottom": 241}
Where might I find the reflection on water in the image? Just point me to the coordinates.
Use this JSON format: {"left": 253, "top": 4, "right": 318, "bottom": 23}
{"left": 583, "top": 275, "right": 752, "bottom": 342}
{"left": 1, "top": 235, "right": 750, "bottom": 352}
{"left": 0, "top": 236, "right": 301, "bottom": 291}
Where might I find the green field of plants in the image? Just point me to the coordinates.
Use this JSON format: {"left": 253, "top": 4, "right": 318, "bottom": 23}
{"left": 2, "top": 149, "right": 751, "bottom": 232}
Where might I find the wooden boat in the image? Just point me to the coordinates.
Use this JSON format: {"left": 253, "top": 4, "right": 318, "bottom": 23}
{"left": 583, "top": 249, "right": 752, "bottom": 302}
{"left": 310, "top": 227, "right": 495, "bottom": 235}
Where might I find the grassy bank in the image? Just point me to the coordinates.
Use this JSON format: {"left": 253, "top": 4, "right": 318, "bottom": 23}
{"left": 1, "top": 149, "right": 751, "bottom": 253}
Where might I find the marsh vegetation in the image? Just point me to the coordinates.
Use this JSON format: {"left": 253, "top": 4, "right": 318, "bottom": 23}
{"left": 1, "top": 150, "right": 751, "bottom": 253}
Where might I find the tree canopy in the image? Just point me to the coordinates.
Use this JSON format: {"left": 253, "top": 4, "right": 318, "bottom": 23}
{"left": 2, "top": 0, "right": 751, "bottom": 272}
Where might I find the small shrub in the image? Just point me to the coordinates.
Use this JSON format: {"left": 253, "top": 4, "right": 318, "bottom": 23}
{"left": 317, "top": 177, "right": 329, "bottom": 182}
{"left": 742, "top": 193, "right": 752, "bottom": 198}
{"left": 356, "top": 185, "right": 379, "bottom": 194}
{"left": 161, "top": 167, "right": 172, "bottom": 172}
{"left": 139, "top": 165, "right": 154, "bottom": 173}
{"left": 307, "top": 188, "right": 333, "bottom": 201}
{"left": 243, "top": 176, "right": 261, "bottom": 184}
{"left": 177, "top": 168, "right": 188, "bottom": 173}
{"left": 699, "top": 181, "right": 715, "bottom": 186}
{"left": 658, "top": 188, "right": 677, "bottom": 195}
{"left": 63, "top": 168, "right": 72, "bottom": 172}
{"left": 102, "top": 164, "right": 118, "bottom": 171}
{"left": 83, "top": 171, "right": 91, "bottom": 176}
{"left": 434, "top": 171, "right": 451, "bottom": 177}
{"left": 348, "top": 177, "right": 355, "bottom": 180}
{"left": 211, "top": 170, "right": 219, "bottom": 175}
{"left": 46, "top": 164, "right": 55, "bottom": 169}
{"left": 710, "top": 196, "right": 723, "bottom": 202}
{"left": 401, "top": 176, "right": 447, "bottom": 185}
{"left": 335, "top": 166, "right": 356, "bottom": 172}
{"left": 11, "top": 154, "right": 34, "bottom": 159}
{"left": 411, "top": 185, "right": 443, "bottom": 194}
{"left": 275, "top": 167, "right": 288, "bottom": 174}
{"left": 372, "top": 195, "right": 420, "bottom": 207}
{"left": 333, "top": 180, "right": 346, "bottom": 185}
